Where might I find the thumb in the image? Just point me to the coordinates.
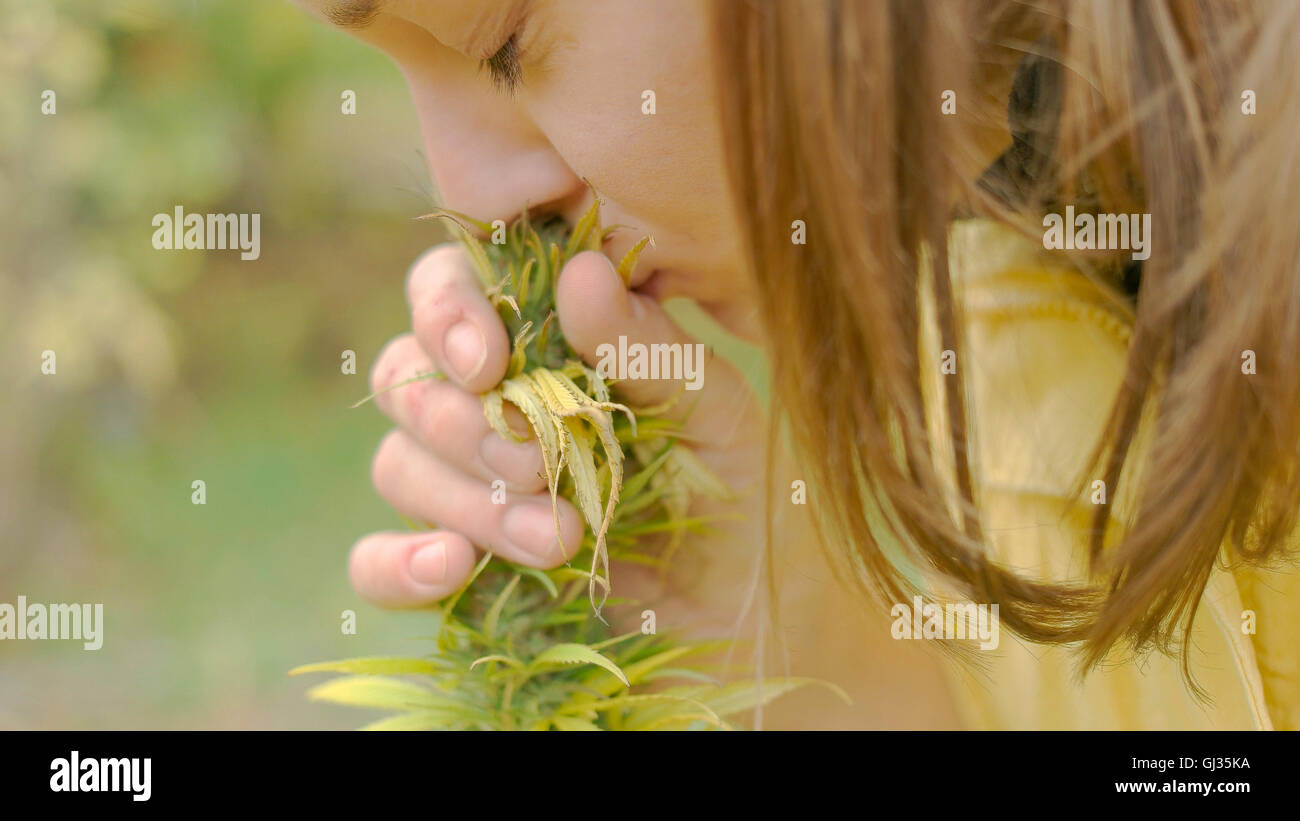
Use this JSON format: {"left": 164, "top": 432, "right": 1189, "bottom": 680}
{"left": 556, "top": 251, "right": 752, "bottom": 441}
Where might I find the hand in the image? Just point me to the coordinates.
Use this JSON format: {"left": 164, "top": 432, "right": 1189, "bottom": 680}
{"left": 346, "top": 241, "right": 955, "bottom": 727}
{"left": 347, "top": 242, "right": 765, "bottom": 615}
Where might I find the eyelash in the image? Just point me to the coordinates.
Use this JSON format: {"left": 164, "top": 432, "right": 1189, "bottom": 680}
{"left": 482, "top": 33, "right": 524, "bottom": 94}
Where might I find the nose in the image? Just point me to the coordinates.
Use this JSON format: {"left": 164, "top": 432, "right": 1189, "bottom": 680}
{"left": 405, "top": 72, "right": 584, "bottom": 228}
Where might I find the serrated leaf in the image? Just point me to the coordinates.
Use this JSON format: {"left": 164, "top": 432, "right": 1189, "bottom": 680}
{"left": 469, "top": 654, "right": 523, "bottom": 671}
{"left": 498, "top": 376, "right": 568, "bottom": 558}
{"left": 591, "top": 644, "right": 699, "bottom": 696}
{"left": 481, "top": 391, "right": 518, "bottom": 442}
{"left": 530, "top": 643, "right": 629, "bottom": 687}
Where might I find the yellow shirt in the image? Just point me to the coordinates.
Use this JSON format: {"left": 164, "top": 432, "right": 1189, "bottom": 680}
{"left": 938, "top": 219, "right": 1299, "bottom": 730}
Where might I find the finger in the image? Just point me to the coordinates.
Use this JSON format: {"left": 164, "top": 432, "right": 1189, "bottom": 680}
{"left": 348, "top": 530, "right": 478, "bottom": 608}
{"left": 371, "top": 429, "right": 583, "bottom": 568}
{"left": 371, "top": 334, "right": 546, "bottom": 493}
{"left": 406, "top": 243, "right": 510, "bottom": 393}
{"left": 556, "top": 251, "right": 754, "bottom": 440}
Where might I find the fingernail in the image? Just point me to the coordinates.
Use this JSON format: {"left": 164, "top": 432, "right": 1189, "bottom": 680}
{"left": 503, "top": 504, "right": 564, "bottom": 561}
{"left": 408, "top": 541, "right": 447, "bottom": 585}
{"left": 443, "top": 320, "right": 487, "bottom": 383}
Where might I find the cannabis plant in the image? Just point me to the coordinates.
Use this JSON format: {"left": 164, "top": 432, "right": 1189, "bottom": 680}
{"left": 293, "top": 197, "right": 837, "bottom": 730}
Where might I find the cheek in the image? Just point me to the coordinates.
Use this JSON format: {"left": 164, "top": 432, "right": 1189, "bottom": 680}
{"left": 528, "top": 0, "right": 729, "bottom": 233}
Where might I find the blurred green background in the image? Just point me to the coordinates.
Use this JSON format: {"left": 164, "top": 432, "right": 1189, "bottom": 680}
{"left": 0, "top": 0, "right": 456, "bottom": 728}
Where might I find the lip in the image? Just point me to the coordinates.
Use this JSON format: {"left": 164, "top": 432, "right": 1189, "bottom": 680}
{"left": 628, "top": 263, "right": 659, "bottom": 288}
{"left": 632, "top": 268, "right": 666, "bottom": 298}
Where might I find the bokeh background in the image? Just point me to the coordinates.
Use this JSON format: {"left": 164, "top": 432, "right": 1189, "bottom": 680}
{"left": 0, "top": 0, "right": 456, "bottom": 728}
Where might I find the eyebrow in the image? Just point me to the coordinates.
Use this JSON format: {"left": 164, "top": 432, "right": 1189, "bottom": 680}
{"left": 325, "top": 0, "right": 386, "bottom": 30}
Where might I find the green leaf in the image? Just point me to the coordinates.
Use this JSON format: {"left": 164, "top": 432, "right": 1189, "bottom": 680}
{"left": 530, "top": 643, "right": 629, "bottom": 687}
{"left": 615, "top": 516, "right": 714, "bottom": 536}
{"left": 551, "top": 715, "right": 602, "bottom": 731}
{"left": 639, "top": 667, "right": 722, "bottom": 687}
{"left": 483, "top": 573, "right": 521, "bottom": 640}
{"left": 618, "top": 694, "right": 732, "bottom": 731}
{"left": 360, "top": 710, "right": 469, "bottom": 731}
{"left": 591, "top": 644, "right": 699, "bottom": 696}
{"left": 514, "top": 566, "right": 560, "bottom": 598}
{"left": 301, "top": 196, "right": 852, "bottom": 732}
{"left": 566, "top": 692, "right": 720, "bottom": 724}
{"left": 588, "top": 630, "right": 643, "bottom": 652}
{"left": 665, "top": 446, "right": 733, "bottom": 500}
{"left": 469, "top": 654, "right": 523, "bottom": 671}
{"left": 639, "top": 714, "right": 731, "bottom": 731}
{"left": 620, "top": 442, "right": 675, "bottom": 503}
{"left": 442, "top": 551, "right": 493, "bottom": 618}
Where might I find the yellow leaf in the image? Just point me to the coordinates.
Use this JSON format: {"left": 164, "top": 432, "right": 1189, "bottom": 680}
{"left": 306, "top": 676, "right": 446, "bottom": 711}
{"left": 289, "top": 657, "right": 439, "bottom": 676}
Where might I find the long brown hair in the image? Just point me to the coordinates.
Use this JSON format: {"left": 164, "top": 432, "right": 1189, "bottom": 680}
{"left": 712, "top": 0, "right": 1300, "bottom": 682}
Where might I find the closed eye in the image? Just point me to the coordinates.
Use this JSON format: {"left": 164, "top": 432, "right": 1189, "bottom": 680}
{"left": 482, "top": 33, "right": 523, "bottom": 94}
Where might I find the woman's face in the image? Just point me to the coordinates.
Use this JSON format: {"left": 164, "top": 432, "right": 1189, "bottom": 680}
{"left": 300, "top": 0, "right": 757, "bottom": 337}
